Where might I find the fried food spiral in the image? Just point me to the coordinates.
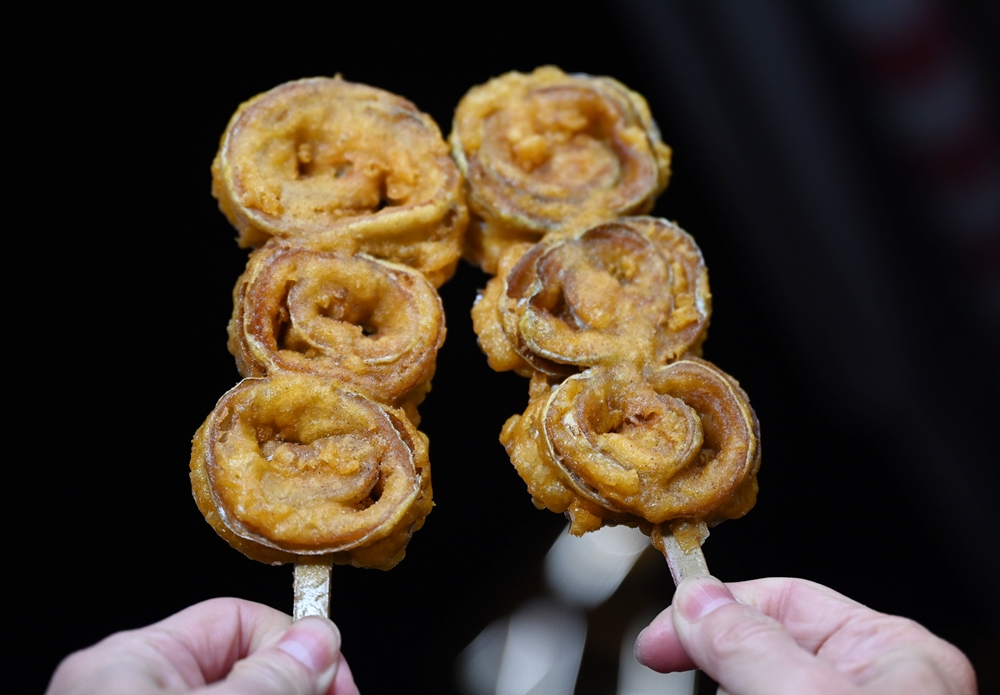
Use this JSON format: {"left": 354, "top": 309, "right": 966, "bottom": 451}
{"left": 191, "top": 373, "right": 432, "bottom": 570}
{"left": 212, "top": 77, "right": 468, "bottom": 286}
{"left": 228, "top": 243, "right": 444, "bottom": 422}
{"left": 458, "top": 66, "right": 759, "bottom": 546}
{"left": 196, "top": 77, "right": 463, "bottom": 573}
{"left": 500, "top": 359, "right": 759, "bottom": 536}
{"left": 450, "top": 66, "right": 672, "bottom": 273}
{"left": 473, "top": 217, "right": 710, "bottom": 376}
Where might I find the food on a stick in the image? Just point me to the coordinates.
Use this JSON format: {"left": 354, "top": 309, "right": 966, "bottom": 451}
{"left": 501, "top": 360, "right": 759, "bottom": 537}
{"left": 191, "top": 373, "right": 432, "bottom": 570}
{"left": 455, "top": 68, "right": 760, "bottom": 560}
{"left": 193, "top": 77, "right": 465, "bottom": 583}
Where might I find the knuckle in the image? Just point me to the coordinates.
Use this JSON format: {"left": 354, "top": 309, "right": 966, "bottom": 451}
{"left": 846, "top": 613, "right": 977, "bottom": 693}
{"left": 48, "top": 651, "right": 88, "bottom": 690}
{"left": 868, "top": 614, "right": 930, "bottom": 648}
{"left": 46, "top": 640, "right": 131, "bottom": 695}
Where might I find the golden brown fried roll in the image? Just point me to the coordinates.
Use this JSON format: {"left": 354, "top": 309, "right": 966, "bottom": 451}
{"left": 191, "top": 373, "right": 432, "bottom": 570}
{"left": 212, "top": 77, "right": 468, "bottom": 286}
{"left": 474, "top": 217, "right": 710, "bottom": 376}
{"left": 451, "top": 66, "right": 672, "bottom": 273}
{"left": 501, "top": 359, "right": 759, "bottom": 535}
{"left": 228, "top": 242, "right": 444, "bottom": 421}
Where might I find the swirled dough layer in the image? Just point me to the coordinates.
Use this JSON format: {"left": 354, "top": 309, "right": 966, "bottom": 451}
{"left": 228, "top": 243, "right": 444, "bottom": 422}
{"left": 451, "top": 66, "right": 671, "bottom": 273}
{"left": 191, "top": 373, "right": 432, "bottom": 569}
{"left": 474, "top": 217, "right": 710, "bottom": 375}
{"left": 501, "top": 359, "right": 758, "bottom": 535}
{"left": 212, "top": 77, "right": 468, "bottom": 286}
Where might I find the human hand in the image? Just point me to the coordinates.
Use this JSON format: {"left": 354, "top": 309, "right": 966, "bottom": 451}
{"left": 46, "top": 597, "right": 359, "bottom": 695}
{"left": 635, "top": 576, "right": 976, "bottom": 695}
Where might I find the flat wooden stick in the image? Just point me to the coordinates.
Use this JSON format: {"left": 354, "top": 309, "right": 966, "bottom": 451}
{"left": 293, "top": 557, "right": 333, "bottom": 620}
{"left": 651, "top": 522, "right": 711, "bottom": 586}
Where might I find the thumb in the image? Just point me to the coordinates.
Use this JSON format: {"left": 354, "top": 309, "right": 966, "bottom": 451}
{"left": 204, "top": 616, "right": 343, "bottom": 695}
{"left": 670, "top": 577, "right": 855, "bottom": 695}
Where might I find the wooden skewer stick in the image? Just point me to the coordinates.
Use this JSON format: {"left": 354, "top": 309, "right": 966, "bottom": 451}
{"left": 293, "top": 557, "right": 333, "bottom": 620}
{"left": 652, "top": 522, "right": 711, "bottom": 586}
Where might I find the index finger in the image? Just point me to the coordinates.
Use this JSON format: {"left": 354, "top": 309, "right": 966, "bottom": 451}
{"left": 727, "top": 577, "right": 867, "bottom": 652}
{"left": 136, "top": 597, "right": 294, "bottom": 687}
{"left": 635, "top": 577, "right": 867, "bottom": 673}
{"left": 47, "top": 598, "right": 294, "bottom": 694}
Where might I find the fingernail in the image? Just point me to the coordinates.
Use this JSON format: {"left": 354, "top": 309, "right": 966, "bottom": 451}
{"left": 634, "top": 627, "right": 648, "bottom": 663}
{"left": 676, "top": 577, "right": 736, "bottom": 622}
{"left": 276, "top": 617, "right": 340, "bottom": 674}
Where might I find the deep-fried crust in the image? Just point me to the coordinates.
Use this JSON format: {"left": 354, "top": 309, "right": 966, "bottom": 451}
{"left": 451, "top": 66, "right": 671, "bottom": 273}
{"left": 474, "top": 217, "right": 710, "bottom": 376}
{"left": 191, "top": 373, "right": 433, "bottom": 570}
{"left": 501, "top": 360, "right": 759, "bottom": 535}
{"left": 212, "top": 77, "right": 468, "bottom": 286}
{"left": 228, "top": 241, "right": 444, "bottom": 423}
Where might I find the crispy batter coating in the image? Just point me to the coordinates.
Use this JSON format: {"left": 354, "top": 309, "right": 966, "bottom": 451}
{"left": 473, "top": 217, "right": 710, "bottom": 376}
{"left": 471, "top": 242, "right": 536, "bottom": 376}
{"left": 228, "top": 242, "right": 444, "bottom": 423}
{"left": 451, "top": 66, "right": 672, "bottom": 273}
{"left": 197, "top": 77, "right": 471, "bottom": 572}
{"left": 460, "top": 67, "right": 759, "bottom": 542}
{"left": 501, "top": 360, "right": 759, "bottom": 535}
{"left": 212, "top": 77, "right": 468, "bottom": 286}
{"left": 191, "top": 373, "right": 432, "bottom": 570}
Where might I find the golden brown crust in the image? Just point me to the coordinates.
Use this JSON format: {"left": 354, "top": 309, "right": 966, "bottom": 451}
{"left": 461, "top": 67, "right": 758, "bottom": 541}
{"left": 196, "top": 77, "right": 470, "bottom": 573}
{"left": 190, "top": 373, "right": 433, "bottom": 570}
{"left": 212, "top": 76, "right": 468, "bottom": 286}
{"left": 501, "top": 359, "right": 759, "bottom": 533}
{"left": 451, "top": 66, "right": 672, "bottom": 272}
{"left": 227, "top": 241, "right": 444, "bottom": 416}
{"left": 474, "top": 217, "right": 710, "bottom": 375}
{"left": 470, "top": 242, "right": 537, "bottom": 376}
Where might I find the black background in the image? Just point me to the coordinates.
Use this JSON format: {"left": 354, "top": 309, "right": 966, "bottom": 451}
{"left": 22, "top": 2, "right": 999, "bottom": 693}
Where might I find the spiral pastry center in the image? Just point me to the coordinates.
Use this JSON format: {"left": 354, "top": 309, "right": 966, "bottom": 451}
{"left": 230, "top": 247, "right": 444, "bottom": 412}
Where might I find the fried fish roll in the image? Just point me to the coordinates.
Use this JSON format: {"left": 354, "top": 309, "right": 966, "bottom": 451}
{"left": 228, "top": 243, "right": 444, "bottom": 422}
{"left": 474, "top": 217, "right": 710, "bottom": 376}
{"left": 451, "top": 66, "right": 672, "bottom": 273}
{"left": 191, "top": 373, "right": 433, "bottom": 570}
{"left": 212, "top": 77, "right": 468, "bottom": 286}
{"left": 501, "top": 359, "right": 759, "bottom": 536}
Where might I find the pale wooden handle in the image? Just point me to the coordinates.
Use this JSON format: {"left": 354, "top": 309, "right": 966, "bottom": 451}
{"left": 652, "top": 523, "right": 711, "bottom": 586}
{"left": 293, "top": 558, "right": 333, "bottom": 620}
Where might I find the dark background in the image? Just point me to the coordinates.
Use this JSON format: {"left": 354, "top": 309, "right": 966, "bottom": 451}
{"left": 22, "top": 1, "right": 998, "bottom": 693}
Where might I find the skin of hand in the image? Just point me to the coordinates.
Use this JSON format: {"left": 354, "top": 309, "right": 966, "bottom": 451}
{"left": 635, "top": 576, "right": 977, "bottom": 695}
{"left": 45, "top": 597, "right": 359, "bottom": 695}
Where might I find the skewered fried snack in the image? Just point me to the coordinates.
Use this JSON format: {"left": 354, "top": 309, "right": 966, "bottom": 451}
{"left": 196, "top": 76, "right": 463, "bottom": 615}
{"left": 472, "top": 217, "right": 710, "bottom": 377}
{"left": 450, "top": 66, "right": 672, "bottom": 273}
{"left": 500, "top": 360, "right": 759, "bottom": 537}
{"left": 228, "top": 242, "right": 445, "bottom": 424}
{"left": 484, "top": 217, "right": 757, "bottom": 547}
{"left": 456, "top": 68, "right": 759, "bottom": 583}
{"left": 212, "top": 77, "right": 468, "bottom": 287}
{"left": 191, "top": 372, "right": 432, "bottom": 571}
